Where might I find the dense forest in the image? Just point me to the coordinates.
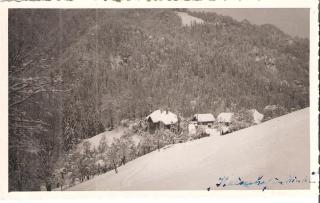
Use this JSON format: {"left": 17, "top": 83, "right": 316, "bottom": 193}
{"left": 9, "top": 9, "right": 309, "bottom": 191}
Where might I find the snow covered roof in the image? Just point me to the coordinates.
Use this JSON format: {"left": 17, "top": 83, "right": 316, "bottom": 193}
{"left": 217, "top": 112, "right": 234, "bottom": 123}
{"left": 193, "top": 113, "right": 215, "bottom": 123}
{"left": 146, "top": 109, "right": 178, "bottom": 125}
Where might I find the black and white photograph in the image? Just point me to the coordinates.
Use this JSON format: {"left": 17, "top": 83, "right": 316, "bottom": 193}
{"left": 7, "top": 7, "right": 314, "bottom": 192}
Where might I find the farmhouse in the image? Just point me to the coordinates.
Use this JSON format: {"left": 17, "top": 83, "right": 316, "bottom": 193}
{"left": 191, "top": 113, "right": 215, "bottom": 128}
{"left": 217, "top": 112, "right": 234, "bottom": 125}
{"left": 146, "top": 109, "right": 178, "bottom": 133}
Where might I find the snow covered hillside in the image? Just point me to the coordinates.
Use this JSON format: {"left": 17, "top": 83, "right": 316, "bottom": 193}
{"left": 77, "top": 128, "right": 124, "bottom": 152}
{"left": 68, "top": 108, "right": 309, "bottom": 191}
{"left": 77, "top": 128, "right": 141, "bottom": 153}
{"left": 176, "top": 11, "right": 204, "bottom": 26}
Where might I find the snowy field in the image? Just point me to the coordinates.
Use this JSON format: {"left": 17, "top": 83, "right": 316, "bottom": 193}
{"left": 176, "top": 11, "right": 204, "bottom": 26}
{"left": 68, "top": 108, "right": 309, "bottom": 191}
{"left": 77, "top": 128, "right": 141, "bottom": 153}
{"left": 77, "top": 128, "right": 124, "bottom": 152}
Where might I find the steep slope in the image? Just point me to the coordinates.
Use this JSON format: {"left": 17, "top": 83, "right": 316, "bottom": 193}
{"left": 56, "top": 9, "right": 309, "bottom": 133}
{"left": 77, "top": 128, "right": 125, "bottom": 152}
{"left": 68, "top": 108, "right": 309, "bottom": 190}
{"left": 43, "top": 9, "right": 309, "bottom": 148}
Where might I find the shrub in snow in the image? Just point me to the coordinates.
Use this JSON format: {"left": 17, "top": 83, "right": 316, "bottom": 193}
{"left": 264, "top": 105, "right": 288, "bottom": 120}
{"left": 233, "top": 109, "right": 253, "bottom": 124}
{"left": 220, "top": 126, "right": 232, "bottom": 135}
{"left": 97, "top": 135, "right": 108, "bottom": 154}
{"left": 138, "top": 131, "right": 156, "bottom": 155}
{"left": 188, "top": 123, "right": 197, "bottom": 135}
{"left": 128, "top": 121, "right": 147, "bottom": 133}
{"left": 251, "top": 109, "right": 264, "bottom": 124}
{"left": 229, "top": 109, "right": 254, "bottom": 132}
{"left": 229, "top": 121, "right": 251, "bottom": 132}
{"left": 191, "top": 126, "right": 210, "bottom": 140}
{"left": 174, "top": 131, "right": 189, "bottom": 143}
{"left": 106, "top": 140, "right": 121, "bottom": 174}
{"left": 113, "top": 137, "right": 136, "bottom": 165}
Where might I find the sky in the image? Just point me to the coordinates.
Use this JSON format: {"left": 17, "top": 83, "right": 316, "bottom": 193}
{"left": 191, "top": 8, "right": 309, "bottom": 39}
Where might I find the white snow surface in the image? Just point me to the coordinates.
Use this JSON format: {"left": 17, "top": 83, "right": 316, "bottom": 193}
{"left": 188, "top": 123, "right": 197, "bottom": 135}
{"left": 205, "top": 128, "right": 220, "bottom": 136}
{"left": 69, "top": 108, "right": 309, "bottom": 190}
{"left": 221, "top": 126, "right": 230, "bottom": 134}
{"left": 176, "top": 12, "right": 204, "bottom": 26}
{"left": 194, "top": 113, "right": 215, "bottom": 122}
{"left": 78, "top": 128, "right": 125, "bottom": 152}
{"left": 146, "top": 109, "right": 178, "bottom": 125}
{"left": 251, "top": 109, "right": 264, "bottom": 124}
{"left": 217, "top": 112, "right": 234, "bottom": 123}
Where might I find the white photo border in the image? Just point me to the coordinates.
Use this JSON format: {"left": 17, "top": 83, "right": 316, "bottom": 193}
{"left": 0, "top": 0, "right": 318, "bottom": 200}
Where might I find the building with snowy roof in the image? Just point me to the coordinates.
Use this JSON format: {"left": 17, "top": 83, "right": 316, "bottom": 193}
{"left": 146, "top": 109, "right": 178, "bottom": 133}
{"left": 191, "top": 113, "right": 215, "bottom": 128}
{"left": 217, "top": 112, "right": 234, "bottom": 125}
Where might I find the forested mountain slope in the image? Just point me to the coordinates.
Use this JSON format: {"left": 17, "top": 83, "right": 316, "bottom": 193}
{"left": 56, "top": 9, "right": 308, "bottom": 135}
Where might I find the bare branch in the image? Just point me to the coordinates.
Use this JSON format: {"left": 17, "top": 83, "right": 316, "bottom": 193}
{"left": 10, "top": 88, "right": 69, "bottom": 108}
{"left": 9, "top": 83, "right": 31, "bottom": 94}
{"left": 9, "top": 88, "right": 44, "bottom": 107}
{"left": 10, "top": 119, "right": 50, "bottom": 127}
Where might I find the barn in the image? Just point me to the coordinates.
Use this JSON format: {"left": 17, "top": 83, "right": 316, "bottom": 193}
{"left": 146, "top": 109, "right": 178, "bottom": 134}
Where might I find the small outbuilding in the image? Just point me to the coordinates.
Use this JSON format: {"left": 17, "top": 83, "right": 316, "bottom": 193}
{"left": 192, "top": 113, "right": 215, "bottom": 128}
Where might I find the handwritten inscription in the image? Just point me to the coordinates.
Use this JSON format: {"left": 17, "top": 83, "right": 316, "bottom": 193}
{"left": 207, "top": 175, "right": 316, "bottom": 191}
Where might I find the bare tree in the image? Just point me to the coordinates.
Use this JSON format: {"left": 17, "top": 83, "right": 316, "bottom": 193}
{"left": 106, "top": 139, "right": 120, "bottom": 174}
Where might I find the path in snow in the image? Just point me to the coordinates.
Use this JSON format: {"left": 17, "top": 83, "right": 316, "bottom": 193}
{"left": 69, "top": 108, "right": 309, "bottom": 190}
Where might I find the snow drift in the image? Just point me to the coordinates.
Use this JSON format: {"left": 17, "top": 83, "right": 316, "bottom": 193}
{"left": 68, "top": 108, "right": 309, "bottom": 191}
